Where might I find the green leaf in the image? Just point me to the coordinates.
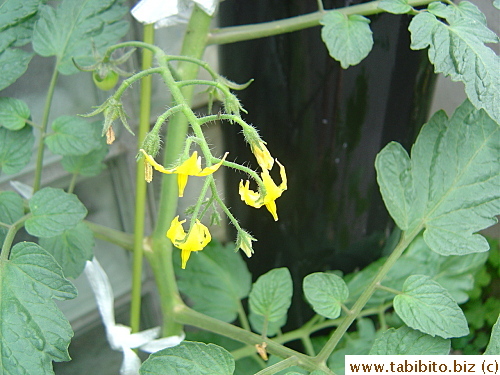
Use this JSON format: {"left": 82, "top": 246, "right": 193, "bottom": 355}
{"left": 0, "top": 191, "right": 24, "bottom": 245}
{"left": 0, "top": 126, "right": 35, "bottom": 175}
{"left": 378, "top": 0, "right": 412, "bottom": 14}
{"left": 45, "top": 116, "right": 102, "bottom": 156}
{"left": 303, "top": 272, "right": 348, "bottom": 319}
{"left": 0, "top": 242, "right": 77, "bottom": 374}
{"left": 249, "top": 267, "right": 293, "bottom": 322}
{"left": 369, "top": 326, "right": 450, "bottom": 354}
{"left": 175, "top": 241, "right": 252, "bottom": 322}
{"left": 249, "top": 311, "right": 287, "bottom": 336}
{"left": 0, "top": 97, "right": 31, "bottom": 130}
{"left": 0, "top": 0, "right": 39, "bottom": 90}
{"left": 60, "top": 137, "right": 108, "bottom": 176}
{"left": 484, "top": 314, "right": 500, "bottom": 355}
{"left": 0, "top": 48, "right": 34, "bottom": 91}
{"left": 25, "top": 187, "right": 87, "bottom": 238}
{"left": 494, "top": 0, "right": 500, "bottom": 10}
{"left": 0, "top": 0, "right": 40, "bottom": 50}
{"left": 320, "top": 11, "right": 373, "bottom": 69}
{"left": 32, "top": 0, "right": 129, "bottom": 75}
{"left": 409, "top": 5, "right": 500, "bottom": 123}
{"left": 394, "top": 275, "right": 469, "bottom": 339}
{"left": 375, "top": 100, "right": 500, "bottom": 256}
{"left": 139, "top": 341, "right": 235, "bottom": 375}
{"left": 39, "top": 222, "right": 94, "bottom": 278}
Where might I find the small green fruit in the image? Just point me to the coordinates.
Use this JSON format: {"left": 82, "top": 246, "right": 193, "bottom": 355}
{"left": 92, "top": 70, "right": 119, "bottom": 91}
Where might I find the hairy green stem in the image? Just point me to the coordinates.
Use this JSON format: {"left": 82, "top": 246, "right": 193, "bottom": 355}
{"left": 130, "top": 23, "right": 155, "bottom": 334}
{"left": 0, "top": 215, "right": 30, "bottom": 261}
{"left": 207, "top": 0, "right": 435, "bottom": 45}
{"left": 315, "top": 226, "right": 422, "bottom": 362}
{"left": 150, "top": 5, "right": 213, "bottom": 337}
{"left": 33, "top": 66, "right": 59, "bottom": 193}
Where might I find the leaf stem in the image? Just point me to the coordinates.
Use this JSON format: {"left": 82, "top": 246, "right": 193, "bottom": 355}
{"left": 33, "top": 66, "right": 59, "bottom": 193}
{"left": 315, "top": 226, "right": 422, "bottom": 362}
{"left": 173, "top": 305, "right": 334, "bottom": 374}
{"left": 0, "top": 214, "right": 30, "bottom": 261}
{"left": 130, "top": 23, "right": 155, "bottom": 335}
{"left": 207, "top": 0, "right": 435, "bottom": 45}
{"left": 254, "top": 356, "right": 299, "bottom": 375}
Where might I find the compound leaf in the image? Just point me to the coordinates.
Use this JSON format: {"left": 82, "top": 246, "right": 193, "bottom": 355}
{"left": 0, "top": 242, "right": 77, "bottom": 374}
{"left": 39, "top": 222, "right": 94, "bottom": 279}
{"left": 32, "top": 0, "right": 128, "bottom": 75}
{"left": 409, "top": 3, "right": 500, "bottom": 123}
{"left": 175, "top": 241, "right": 251, "bottom": 323}
{"left": 0, "top": 126, "right": 35, "bottom": 175}
{"left": 25, "top": 187, "right": 87, "bottom": 238}
{"left": 321, "top": 11, "right": 373, "bottom": 69}
{"left": 140, "top": 341, "right": 234, "bottom": 375}
{"left": 394, "top": 275, "right": 469, "bottom": 339}
{"left": 303, "top": 272, "right": 348, "bottom": 319}
{"left": 369, "top": 326, "right": 450, "bottom": 354}
{"left": 376, "top": 100, "right": 500, "bottom": 256}
{"left": 249, "top": 267, "right": 292, "bottom": 322}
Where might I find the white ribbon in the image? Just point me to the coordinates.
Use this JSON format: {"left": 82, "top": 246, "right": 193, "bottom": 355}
{"left": 131, "top": 0, "right": 218, "bottom": 28}
{"left": 84, "top": 257, "right": 185, "bottom": 375}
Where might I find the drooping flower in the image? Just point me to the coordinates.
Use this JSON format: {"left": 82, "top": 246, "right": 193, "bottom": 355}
{"left": 167, "top": 216, "right": 211, "bottom": 269}
{"left": 250, "top": 141, "right": 274, "bottom": 170}
{"left": 239, "top": 160, "right": 287, "bottom": 221}
{"left": 140, "top": 149, "right": 228, "bottom": 196}
{"left": 236, "top": 230, "right": 257, "bottom": 258}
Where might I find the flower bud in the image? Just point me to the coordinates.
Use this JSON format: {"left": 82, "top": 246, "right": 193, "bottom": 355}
{"left": 236, "top": 230, "right": 256, "bottom": 258}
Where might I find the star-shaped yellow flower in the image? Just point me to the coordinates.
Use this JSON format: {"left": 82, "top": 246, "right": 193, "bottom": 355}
{"left": 140, "top": 149, "right": 228, "bottom": 197}
{"left": 167, "top": 216, "right": 211, "bottom": 269}
{"left": 239, "top": 160, "right": 287, "bottom": 221}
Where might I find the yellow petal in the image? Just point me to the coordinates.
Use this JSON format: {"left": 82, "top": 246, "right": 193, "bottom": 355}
{"left": 175, "top": 151, "right": 202, "bottom": 175}
{"left": 277, "top": 159, "right": 287, "bottom": 190}
{"left": 251, "top": 142, "right": 274, "bottom": 170}
{"left": 197, "top": 152, "right": 229, "bottom": 176}
{"left": 140, "top": 149, "right": 176, "bottom": 174}
{"left": 166, "top": 216, "right": 186, "bottom": 243}
{"left": 265, "top": 200, "right": 278, "bottom": 221}
{"left": 181, "top": 249, "right": 191, "bottom": 269}
{"left": 239, "top": 180, "right": 263, "bottom": 208}
{"left": 177, "top": 174, "right": 189, "bottom": 197}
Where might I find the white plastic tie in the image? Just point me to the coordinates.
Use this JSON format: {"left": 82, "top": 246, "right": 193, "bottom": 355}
{"left": 131, "top": 0, "right": 218, "bottom": 28}
{"left": 84, "top": 257, "right": 185, "bottom": 375}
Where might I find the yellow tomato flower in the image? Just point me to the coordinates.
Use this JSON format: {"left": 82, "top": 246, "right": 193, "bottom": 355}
{"left": 250, "top": 141, "right": 274, "bottom": 170}
{"left": 167, "top": 216, "right": 211, "bottom": 269}
{"left": 239, "top": 160, "right": 287, "bottom": 221}
{"left": 140, "top": 149, "right": 228, "bottom": 197}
